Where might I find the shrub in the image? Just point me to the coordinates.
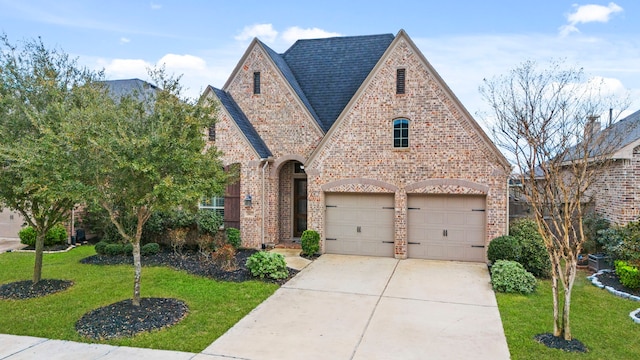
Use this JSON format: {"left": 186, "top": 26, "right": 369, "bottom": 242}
{"left": 168, "top": 227, "right": 189, "bottom": 255}
{"left": 583, "top": 213, "right": 610, "bottom": 254}
{"left": 212, "top": 243, "right": 237, "bottom": 271}
{"left": 300, "top": 230, "right": 320, "bottom": 256}
{"left": 19, "top": 224, "right": 68, "bottom": 247}
{"left": 123, "top": 243, "right": 134, "bottom": 256}
{"left": 487, "top": 235, "right": 520, "bottom": 264}
{"left": 490, "top": 260, "right": 537, "bottom": 294}
{"left": 45, "top": 224, "right": 67, "bottom": 245}
{"left": 196, "top": 233, "right": 215, "bottom": 257}
{"left": 104, "top": 243, "right": 125, "bottom": 256}
{"left": 509, "top": 219, "right": 551, "bottom": 278}
{"left": 19, "top": 227, "right": 37, "bottom": 247}
{"left": 246, "top": 251, "right": 288, "bottom": 280}
{"left": 615, "top": 260, "right": 640, "bottom": 289}
{"left": 226, "top": 228, "right": 241, "bottom": 249}
{"left": 141, "top": 242, "right": 160, "bottom": 256}
{"left": 196, "top": 209, "right": 223, "bottom": 236}
{"left": 94, "top": 241, "right": 109, "bottom": 255}
{"left": 598, "top": 227, "right": 625, "bottom": 260}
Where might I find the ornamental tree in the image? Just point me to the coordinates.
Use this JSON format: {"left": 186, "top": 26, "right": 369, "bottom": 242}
{"left": 480, "top": 60, "right": 629, "bottom": 341}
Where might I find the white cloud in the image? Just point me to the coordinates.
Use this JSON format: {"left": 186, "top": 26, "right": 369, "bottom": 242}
{"left": 234, "top": 24, "right": 278, "bottom": 43}
{"left": 150, "top": 2, "right": 162, "bottom": 10}
{"left": 120, "top": 37, "right": 130, "bottom": 44}
{"left": 101, "top": 59, "right": 151, "bottom": 79}
{"left": 158, "top": 54, "right": 207, "bottom": 71}
{"left": 560, "top": 2, "right": 623, "bottom": 36}
{"left": 281, "top": 27, "right": 342, "bottom": 43}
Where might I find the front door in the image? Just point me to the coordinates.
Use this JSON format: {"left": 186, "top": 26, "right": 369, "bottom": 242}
{"left": 293, "top": 178, "right": 307, "bottom": 237}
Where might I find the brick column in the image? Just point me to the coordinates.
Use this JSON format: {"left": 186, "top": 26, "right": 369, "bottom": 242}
{"left": 395, "top": 189, "right": 407, "bottom": 259}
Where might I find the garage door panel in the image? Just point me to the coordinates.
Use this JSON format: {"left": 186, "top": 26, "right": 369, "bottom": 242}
{"left": 408, "top": 195, "right": 486, "bottom": 262}
{"left": 325, "top": 193, "right": 394, "bottom": 257}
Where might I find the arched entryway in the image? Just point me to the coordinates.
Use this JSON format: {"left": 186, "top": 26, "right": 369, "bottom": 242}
{"left": 278, "top": 160, "right": 307, "bottom": 243}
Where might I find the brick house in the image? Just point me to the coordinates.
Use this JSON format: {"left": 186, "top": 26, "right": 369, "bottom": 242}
{"left": 203, "top": 30, "right": 510, "bottom": 261}
{"left": 588, "top": 109, "right": 640, "bottom": 225}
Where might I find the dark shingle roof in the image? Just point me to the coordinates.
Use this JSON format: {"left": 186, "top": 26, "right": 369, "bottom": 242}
{"left": 211, "top": 87, "right": 272, "bottom": 158}
{"left": 102, "top": 79, "right": 158, "bottom": 103}
{"left": 282, "top": 34, "right": 395, "bottom": 132}
{"left": 603, "top": 109, "right": 640, "bottom": 152}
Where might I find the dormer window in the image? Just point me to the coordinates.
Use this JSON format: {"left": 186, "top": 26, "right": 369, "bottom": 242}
{"left": 253, "top": 72, "right": 261, "bottom": 94}
{"left": 396, "top": 68, "right": 406, "bottom": 94}
{"left": 393, "top": 118, "right": 409, "bottom": 148}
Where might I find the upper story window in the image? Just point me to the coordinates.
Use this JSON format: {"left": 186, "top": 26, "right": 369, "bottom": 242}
{"left": 396, "top": 68, "right": 406, "bottom": 94}
{"left": 253, "top": 72, "right": 261, "bottom": 94}
{"left": 393, "top": 119, "right": 409, "bottom": 148}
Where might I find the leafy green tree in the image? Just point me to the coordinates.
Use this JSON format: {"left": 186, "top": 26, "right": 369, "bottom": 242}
{"left": 0, "top": 35, "right": 98, "bottom": 284}
{"left": 71, "top": 68, "right": 227, "bottom": 306}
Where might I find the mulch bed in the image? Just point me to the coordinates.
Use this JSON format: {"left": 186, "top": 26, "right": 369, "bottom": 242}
{"left": 534, "top": 333, "right": 588, "bottom": 353}
{"left": 80, "top": 248, "right": 299, "bottom": 285}
{"left": 596, "top": 271, "right": 640, "bottom": 297}
{"left": 21, "top": 244, "right": 71, "bottom": 252}
{"left": 0, "top": 279, "right": 73, "bottom": 300}
{"left": 75, "top": 297, "right": 189, "bottom": 340}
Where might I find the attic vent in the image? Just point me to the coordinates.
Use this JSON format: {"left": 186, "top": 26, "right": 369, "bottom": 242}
{"left": 396, "top": 68, "right": 406, "bottom": 94}
{"left": 208, "top": 124, "right": 215, "bottom": 141}
{"left": 253, "top": 72, "right": 261, "bottom": 94}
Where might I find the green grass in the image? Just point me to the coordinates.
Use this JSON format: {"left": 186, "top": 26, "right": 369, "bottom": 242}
{"left": 497, "top": 270, "right": 640, "bottom": 359}
{"left": 0, "top": 246, "right": 278, "bottom": 352}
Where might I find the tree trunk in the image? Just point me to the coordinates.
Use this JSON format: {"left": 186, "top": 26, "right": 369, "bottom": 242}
{"left": 32, "top": 232, "right": 45, "bottom": 284}
{"left": 562, "top": 259, "right": 578, "bottom": 340}
{"left": 132, "top": 239, "right": 142, "bottom": 306}
{"left": 549, "top": 250, "right": 562, "bottom": 337}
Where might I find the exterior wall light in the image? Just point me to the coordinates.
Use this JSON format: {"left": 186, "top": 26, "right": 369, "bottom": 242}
{"left": 244, "top": 194, "right": 252, "bottom": 207}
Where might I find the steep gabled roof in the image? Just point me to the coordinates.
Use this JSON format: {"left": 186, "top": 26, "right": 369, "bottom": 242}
{"left": 210, "top": 87, "right": 272, "bottom": 159}
{"left": 259, "top": 41, "right": 321, "bottom": 127}
{"left": 282, "top": 34, "right": 395, "bottom": 132}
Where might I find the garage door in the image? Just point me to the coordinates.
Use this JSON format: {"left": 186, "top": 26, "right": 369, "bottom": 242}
{"left": 0, "top": 209, "right": 25, "bottom": 239}
{"left": 325, "top": 193, "right": 394, "bottom": 257}
{"left": 408, "top": 195, "right": 486, "bottom": 262}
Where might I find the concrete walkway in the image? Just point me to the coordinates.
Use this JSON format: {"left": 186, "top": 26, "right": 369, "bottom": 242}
{"left": 0, "top": 254, "right": 509, "bottom": 359}
{"left": 202, "top": 255, "right": 510, "bottom": 360}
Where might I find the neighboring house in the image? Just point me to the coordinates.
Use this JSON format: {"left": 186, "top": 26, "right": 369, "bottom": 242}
{"left": 0, "top": 209, "right": 25, "bottom": 239}
{"left": 203, "top": 30, "right": 510, "bottom": 261}
{"left": 588, "top": 109, "right": 640, "bottom": 225}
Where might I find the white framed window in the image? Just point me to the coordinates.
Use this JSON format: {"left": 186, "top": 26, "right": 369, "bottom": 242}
{"left": 199, "top": 196, "right": 224, "bottom": 216}
{"left": 393, "top": 118, "right": 409, "bottom": 148}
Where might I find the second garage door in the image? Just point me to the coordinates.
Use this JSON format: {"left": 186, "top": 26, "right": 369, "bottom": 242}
{"left": 325, "top": 193, "right": 394, "bottom": 257}
{"left": 408, "top": 195, "right": 486, "bottom": 262}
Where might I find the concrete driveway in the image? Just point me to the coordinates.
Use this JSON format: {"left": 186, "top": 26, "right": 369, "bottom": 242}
{"left": 200, "top": 254, "right": 510, "bottom": 360}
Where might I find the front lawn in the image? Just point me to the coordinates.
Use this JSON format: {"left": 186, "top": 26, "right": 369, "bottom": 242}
{"left": 0, "top": 245, "right": 278, "bottom": 352}
{"left": 497, "top": 270, "right": 640, "bottom": 359}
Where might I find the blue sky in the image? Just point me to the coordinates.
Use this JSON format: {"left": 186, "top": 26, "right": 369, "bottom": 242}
{"left": 1, "top": 0, "right": 638, "bottom": 122}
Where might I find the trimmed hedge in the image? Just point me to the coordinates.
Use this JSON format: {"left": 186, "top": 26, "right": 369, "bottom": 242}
{"left": 615, "top": 260, "right": 640, "bottom": 289}
{"left": 300, "top": 230, "right": 320, "bottom": 256}
{"left": 226, "top": 228, "right": 241, "bottom": 249}
{"left": 19, "top": 224, "right": 68, "bottom": 247}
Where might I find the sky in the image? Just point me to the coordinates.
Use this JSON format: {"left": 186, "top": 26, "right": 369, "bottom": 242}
{"left": 1, "top": 0, "right": 639, "bottom": 126}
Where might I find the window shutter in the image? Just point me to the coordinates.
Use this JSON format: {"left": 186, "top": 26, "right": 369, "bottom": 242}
{"left": 396, "top": 68, "right": 406, "bottom": 94}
